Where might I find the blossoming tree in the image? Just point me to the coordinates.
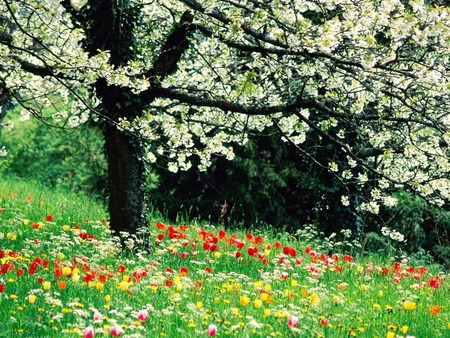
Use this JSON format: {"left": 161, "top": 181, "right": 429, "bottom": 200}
{"left": 2, "top": 0, "right": 450, "bottom": 237}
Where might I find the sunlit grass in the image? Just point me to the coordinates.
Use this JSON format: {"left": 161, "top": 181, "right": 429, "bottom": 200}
{"left": 0, "top": 177, "right": 448, "bottom": 337}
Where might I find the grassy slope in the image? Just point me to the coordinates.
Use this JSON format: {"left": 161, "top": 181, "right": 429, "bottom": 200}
{"left": 0, "top": 177, "right": 449, "bottom": 337}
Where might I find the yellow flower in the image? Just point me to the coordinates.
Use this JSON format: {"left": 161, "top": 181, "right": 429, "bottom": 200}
{"left": 240, "top": 295, "right": 250, "bottom": 306}
{"left": 214, "top": 252, "right": 221, "bottom": 259}
{"left": 373, "top": 303, "right": 381, "bottom": 310}
{"left": 9, "top": 294, "right": 18, "bottom": 299}
{"left": 57, "top": 252, "right": 65, "bottom": 260}
{"left": 6, "top": 232, "right": 17, "bottom": 241}
{"left": 378, "top": 290, "right": 384, "bottom": 297}
{"left": 104, "top": 295, "right": 111, "bottom": 303}
{"left": 254, "top": 281, "right": 263, "bottom": 289}
{"left": 196, "top": 301, "right": 203, "bottom": 309}
{"left": 291, "top": 280, "right": 298, "bottom": 287}
{"left": 62, "top": 225, "right": 70, "bottom": 232}
{"left": 360, "top": 284, "right": 368, "bottom": 291}
{"left": 95, "top": 282, "right": 104, "bottom": 291}
{"left": 263, "top": 309, "right": 271, "bottom": 317}
{"left": 28, "top": 295, "right": 37, "bottom": 304}
{"left": 43, "top": 281, "right": 51, "bottom": 291}
{"left": 403, "top": 301, "right": 416, "bottom": 311}
{"left": 309, "top": 293, "right": 320, "bottom": 306}
{"left": 62, "top": 266, "right": 72, "bottom": 276}
{"left": 119, "top": 281, "right": 129, "bottom": 291}
{"left": 386, "top": 332, "right": 395, "bottom": 338}
{"left": 400, "top": 326, "right": 409, "bottom": 333}
{"left": 254, "top": 299, "right": 263, "bottom": 309}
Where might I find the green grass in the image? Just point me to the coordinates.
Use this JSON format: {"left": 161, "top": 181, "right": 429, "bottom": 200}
{"left": 0, "top": 177, "right": 449, "bottom": 337}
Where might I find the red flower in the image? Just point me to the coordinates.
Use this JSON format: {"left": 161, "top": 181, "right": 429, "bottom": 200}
{"left": 205, "top": 267, "right": 212, "bottom": 274}
{"left": 218, "top": 229, "right": 227, "bottom": 239}
{"left": 343, "top": 254, "right": 353, "bottom": 263}
{"left": 430, "top": 278, "right": 440, "bottom": 289}
{"left": 16, "top": 268, "right": 24, "bottom": 277}
{"left": 247, "top": 247, "right": 258, "bottom": 256}
{"left": 37, "top": 277, "right": 44, "bottom": 283}
{"left": 246, "top": 233, "right": 254, "bottom": 241}
{"left": 46, "top": 215, "right": 53, "bottom": 222}
{"left": 253, "top": 236, "right": 264, "bottom": 244}
{"left": 0, "top": 284, "right": 5, "bottom": 292}
{"left": 235, "top": 251, "right": 242, "bottom": 258}
{"left": 29, "top": 262, "right": 39, "bottom": 275}
{"left": 156, "top": 222, "right": 166, "bottom": 230}
{"left": 117, "top": 265, "right": 126, "bottom": 274}
{"left": 274, "top": 241, "right": 282, "bottom": 249}
{"left": 393, "top": 261, "right": 401, "bottom": 273}
{"left": 165, "top": 279, "right": 173, "bottom": 288}
{"left": 180, "top": 267, "right": 188, "bottom": 276}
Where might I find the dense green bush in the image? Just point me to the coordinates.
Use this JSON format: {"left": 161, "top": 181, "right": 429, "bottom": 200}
{"left": 0, "top": 116, "right": 107, "bottom": 197}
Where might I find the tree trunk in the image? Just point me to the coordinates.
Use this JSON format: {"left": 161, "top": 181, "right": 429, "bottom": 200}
{"left": 102, "top": 119, "right": 148, "bottom": 236}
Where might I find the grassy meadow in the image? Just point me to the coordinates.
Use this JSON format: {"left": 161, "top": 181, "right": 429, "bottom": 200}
{"left": 0, "top": 177, "right": 448, "bottom": 337}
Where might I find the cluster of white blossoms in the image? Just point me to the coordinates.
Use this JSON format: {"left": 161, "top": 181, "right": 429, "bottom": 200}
{"left": 381, "top": 226, "right": 405, "bottom": 243}
{"left": 2, "top": 0, "right": 450, "bottom": 218}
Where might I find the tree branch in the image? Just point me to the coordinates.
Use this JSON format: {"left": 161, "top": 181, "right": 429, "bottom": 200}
{"left": 145, "top": 86, "right": 315, "bottom": 115}
{"left": 145, "top": 11, "right": 194, "bottom": 84}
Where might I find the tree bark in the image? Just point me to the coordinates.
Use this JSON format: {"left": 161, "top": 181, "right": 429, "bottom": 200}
{"left": 103, "top": 120, "right": 147, "bottom": 236}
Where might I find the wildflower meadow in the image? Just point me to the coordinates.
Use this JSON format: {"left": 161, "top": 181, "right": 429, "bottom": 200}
{"left": 0, "top": 178, "right": 448, "bottom": 337}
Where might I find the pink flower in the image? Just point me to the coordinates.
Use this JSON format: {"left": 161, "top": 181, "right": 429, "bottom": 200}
{"left": 138, "top": 309, "right": 149, "bottom": 322}
{"left": 288, "top": 315, "right": 299, "bottom": 328}
{"left": 207, "top": 324, "right": 217, "bottom": 336}
{"left": 93, "top": 311, "right": 102, "bottom": 322}
{"left": 110, "top": 324, "right": 123, "bottom": 337}
{"left": 84, "top": 326, "right": 94, "bottom": 338}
